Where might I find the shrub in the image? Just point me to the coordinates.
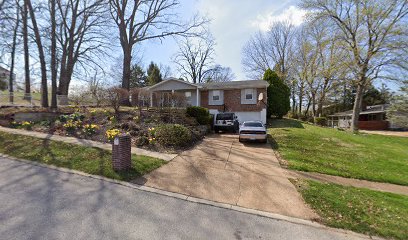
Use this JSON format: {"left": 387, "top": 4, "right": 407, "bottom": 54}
{"left": 314, "top": 117, "right": 327, "bottom": 126}
{"left": 136, "top": 136, "right": 148, "bottom": 146}
{"left": 102, "top": 87, "right": 129, "bottom": 115}
{"left": 186, "top": 106, "right": 210, "bottom": 125}
{"left": 263, "top": 69, "right": 290, "bottom": 118}
{"left": 155, "top": 124, "right": 192, "bottom": 147}
{"left": 59, "top": 112, "right": 85, "bottom": 123}
{"left": 10, "top": 121, "right": 21, "bottom": 128}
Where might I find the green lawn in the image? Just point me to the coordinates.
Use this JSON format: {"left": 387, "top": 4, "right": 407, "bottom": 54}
{"left": 0, "top": 131, "right": 166, "bottom": 181}
{"left": 0, "top": 90, "right": 43, "bottom": 106}
{"left": 268, "top": 119, "right": 408, "bottom": 185}
{"left": 294, "top": 179, "right": 408, "bottom": 240}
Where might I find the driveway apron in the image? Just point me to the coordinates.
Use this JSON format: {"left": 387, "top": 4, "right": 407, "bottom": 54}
{"left": 138, "top": 134, "right": 318, "bottom": 220}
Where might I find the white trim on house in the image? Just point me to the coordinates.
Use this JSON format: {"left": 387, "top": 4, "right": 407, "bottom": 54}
{"left": 147, "top": 78, "right": 202, "bottom": 91}
{"left": 241, "top": 88, "right": 257, "bottom": 105}
{"left": 208, "top": 90, "right": 224, "bottom": 105}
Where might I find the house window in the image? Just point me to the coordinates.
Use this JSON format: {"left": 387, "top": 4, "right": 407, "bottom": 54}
{"left": 185, "top": 91, "right": 191, "bottom": 98}
{"left": 241, "top": 88, "right": 257, "bottom": 104}
{"left": 212, "top": 90, "right": 220, "bottom": 101}
{"left": 245, "top": 89, "right": 254, "bottom": 100}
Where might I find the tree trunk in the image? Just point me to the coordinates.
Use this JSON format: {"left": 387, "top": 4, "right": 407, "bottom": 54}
{"left": 351, "top": 83, "right": 364, "bottom": 133}
{"left": 9, "top": 5, "right": 20, "bottom": 104}
{"left": 22, "top": 1, "right": 31, "bottom": 99}
{"left": 122, "top": 49, "right": 132, "bottom": 90}
{"left": 58, "top": 74, "right": 69, "bottom": 96}
{"left": 26, "top": 0, "right": 48, "bottom": 107}
{"left": 291, "top": 84, "right": 296, "bottom": 114}
{"left": 311, "top": 93, "right": 316, "bottom": 117}
{"left": 298, "top": 83, "right": 304, "bottom": 115}
{"left": 50, "top": 0, "right": 57, "bottom": 109}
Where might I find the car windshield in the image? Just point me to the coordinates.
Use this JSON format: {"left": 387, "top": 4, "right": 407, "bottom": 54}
{"left": 243, "top": 122, "right": 263, "bottom": 127}
{"left": 216, "top": 113, "right": 233, "bottom": 120}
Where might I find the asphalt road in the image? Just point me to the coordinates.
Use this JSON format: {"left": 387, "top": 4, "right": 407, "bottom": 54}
{"left": 0, "top": 156, "right": 370, "bottom": 240}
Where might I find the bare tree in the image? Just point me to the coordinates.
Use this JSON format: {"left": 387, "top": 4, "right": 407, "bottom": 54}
{"left": 302, "top": 0, "right": 408, "bottom": 132}
{"left": 292, "top": 29, "right": 316, "bottom": 116}
{"left": 103, "top": 87, "right": 129, "bottom": 115}
{"left": 242, "top": 21, "right": 297, "bottom": 112}
{"left": 159, "top": 64, "right": 172, "bottom": 79}
{"left": 242, "top": 21, "right": 296, "bottom": 80}
{"left": 50, "top": 0, "right": 57, "bottom": 109}
{"left": 26, "top": 0, "right": 48, "bottom": 107}
{"left": 21, "top": 0, "right": 31, "bottom": 99}
{"left": 108, "top": 0, "right": 206, "bottom": 90}
{"left": 8, "top": 0, "right": 20, "bottom": 103}
{"left": 173, "top": 36, "right": 215, "bottom": 83}
{"left": 56, "top": 0, "right": 109, "bottom": 96}
{"left": 203, "top": 64, "right": 235, "bottom": 82}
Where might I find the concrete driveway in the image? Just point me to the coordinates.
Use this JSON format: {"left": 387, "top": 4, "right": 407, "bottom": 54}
{"left": 137, "top": 134, "right": 318, "bottom": 220}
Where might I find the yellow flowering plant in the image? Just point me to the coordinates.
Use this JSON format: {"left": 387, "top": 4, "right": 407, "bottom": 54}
{"left": 83, "top": 124, "right": 99, "bottom": 135}
{"left": 10, "top": 121, "right": 32, "bottom": 130}
{"left": 148, "top": 127, "right": 156, "bottom": 145}
{"left": 10, "top": 121, "right": 21, "bottom": 128}
{"left": 89, "top": 109, "right": 98, "bottom": 116}
{"left": 21, "top": 121, "right": 33, "bottom": 130}
{"left": 105, "top": 129, "right": 121, "bottom": 142}
{"left": 108, "top": 116, "right": 117, "bottom": 124}
{"left": 63, "top": 120, "right": 81, "bottom": 133}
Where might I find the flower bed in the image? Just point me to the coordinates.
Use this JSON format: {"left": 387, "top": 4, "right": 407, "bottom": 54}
{"left": 0, "top": 107, "right": 209, "bottom": 153}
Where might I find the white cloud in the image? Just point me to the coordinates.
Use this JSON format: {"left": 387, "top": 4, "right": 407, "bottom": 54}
{"left": 252, "top": 6, "right": 306, "bottom": 31}
{"left": 196, "top": 0, "right": 291, "bottom": 79}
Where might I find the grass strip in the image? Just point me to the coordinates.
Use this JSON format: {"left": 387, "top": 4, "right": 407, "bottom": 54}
{"left": 0, "top": 131, "right": 165, "bottom": 181}
{"left": 294, "top": 179, "right": 408, "bottom": 240}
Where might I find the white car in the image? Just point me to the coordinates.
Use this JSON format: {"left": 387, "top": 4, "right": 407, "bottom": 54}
{"left": 239, "top": 121, "right": 267, "bottom": 143}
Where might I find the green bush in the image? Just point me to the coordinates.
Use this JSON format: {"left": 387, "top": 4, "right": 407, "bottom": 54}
{"left": 263, "top": 69, "right": 290, "bottom": 118}
{"left": 314, "top": 117, "right": 327, "bottom": 126}
{"left": 155, "top": 124, "right": 192, "bottom": 147}
{"left": 186, "top": 106, "right": 210, "bottom": 125}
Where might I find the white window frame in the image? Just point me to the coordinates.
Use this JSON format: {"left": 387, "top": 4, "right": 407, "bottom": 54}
{"left": 212, "top": 90, "right": 220, "bottom": 101}
{"left": 244, "top": 89, "right": 254, "bottom": 100}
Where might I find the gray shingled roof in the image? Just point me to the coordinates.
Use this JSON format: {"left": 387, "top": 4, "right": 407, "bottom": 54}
{"left": 329, "top": 104, "right": 389, "bottom": 117}
{"left": 198, "top": 80, "right": 269, "bottom": 90}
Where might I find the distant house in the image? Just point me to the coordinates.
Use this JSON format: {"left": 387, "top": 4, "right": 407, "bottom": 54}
{"left": 139, "top": 78, "right": 269, "bottom": 123}
{"left": 328, "top": 104, "right": 402, "bottom": 130}
{"left": 0, "top": 66, "right": 16, "bottom": 91}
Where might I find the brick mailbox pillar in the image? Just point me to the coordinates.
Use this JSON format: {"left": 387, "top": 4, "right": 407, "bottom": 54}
{"left": 112, "top": 134, "right": 131, "bottom": 171}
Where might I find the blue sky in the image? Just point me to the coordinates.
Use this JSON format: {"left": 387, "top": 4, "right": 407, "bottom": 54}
{"left": 137, "top": 0, "right": 304, "bottom": 80}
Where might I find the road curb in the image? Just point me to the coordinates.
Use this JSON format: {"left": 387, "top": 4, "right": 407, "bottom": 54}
{"left": 0, "top": 153, "right": 382, "bottom": 240}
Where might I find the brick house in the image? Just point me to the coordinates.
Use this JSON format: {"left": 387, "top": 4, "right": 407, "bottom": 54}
{"left": 328, "top": 104, "right": 406, "bottom": 130}
{"left": 144, "top": 78, "right": 269, "bottom": 123}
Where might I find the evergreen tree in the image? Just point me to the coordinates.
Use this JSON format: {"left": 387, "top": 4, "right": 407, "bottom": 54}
{"left": 146, "top": 62, "right": 162, "bottom": 86}
{"left": 129, "top": 64, "right": 147, "bottom": 88}
{"left": 363, "top": 84, "right": 392, "bottom": 106}
{"left": 263, "top": 69, "right": 290, "bottom": 118}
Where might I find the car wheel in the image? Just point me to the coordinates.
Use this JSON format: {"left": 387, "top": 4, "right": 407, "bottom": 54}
{"left": 260, "top": 138, "right": 267, "bottom": 143}
{"left": 239, "top": 138, "right": 243, "bottom": 142}
{"left": 214, "top": 127, "right": 219, "bottom": 133}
